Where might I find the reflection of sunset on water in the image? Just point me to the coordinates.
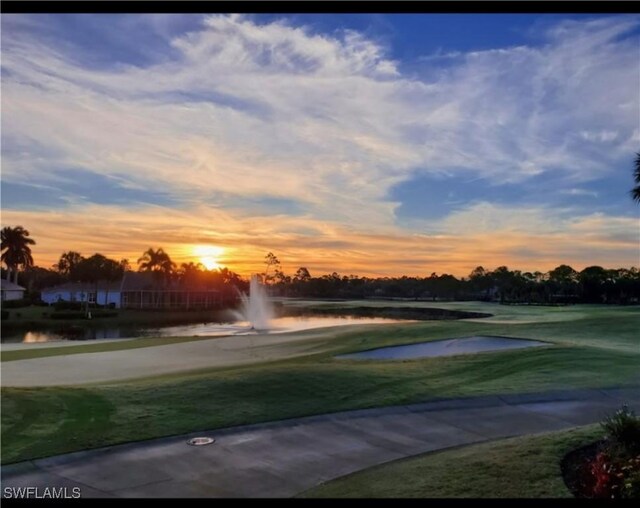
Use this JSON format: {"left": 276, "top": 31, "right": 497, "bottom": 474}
{"left": 23, "top": 332, "right": 58, "bottom": 343}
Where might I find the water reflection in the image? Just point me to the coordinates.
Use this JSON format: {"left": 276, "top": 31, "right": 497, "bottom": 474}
{"left": 4, "top": 315, "right": 408, "bottom": 344}
{"left": 23, "top": 332, "right": 59, "bottom": 343}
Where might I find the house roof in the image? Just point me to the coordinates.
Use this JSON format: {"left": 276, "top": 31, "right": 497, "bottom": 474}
{"left": 41, "top": 272, "right": 221, "bottom": 293}
{"left": 120, "top": 271, "right": 160, "bottom": 291}
{"left": 41, "top": 280, "right": 122, "bottom": 293}
{"left": 1, "top": 279, "right": 25, "bottom": 291}
{"left": 120, "top": 272, "right": 219, "bottom": 292}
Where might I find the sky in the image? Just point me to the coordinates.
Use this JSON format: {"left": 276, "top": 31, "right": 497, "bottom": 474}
{"left": 1, "top": 13, "right": 639, "bottom": 278}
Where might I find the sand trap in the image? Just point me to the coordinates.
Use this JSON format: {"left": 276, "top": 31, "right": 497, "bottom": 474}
{"left": 336, "top": 336, "right": 548, "bottom": 360}
{"left": 0, "top": 328, "right": 348, "bottom": 387}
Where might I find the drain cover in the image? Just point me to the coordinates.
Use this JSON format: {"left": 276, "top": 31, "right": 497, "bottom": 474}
{"left": 187, "top": 437, "right": 215, "bottom": 446}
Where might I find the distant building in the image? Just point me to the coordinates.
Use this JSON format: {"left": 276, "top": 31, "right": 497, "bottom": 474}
{"left": 40, "top": 272, "right": 222, "bottom": 310}
{"left": 119, "top": 272, "right": 221, "bottom": 309}
{"left": 41, "top": 281, "right": 121, "bottom": 307}
{"left": 1, "top": 279, "right": 26, "bottom": 301}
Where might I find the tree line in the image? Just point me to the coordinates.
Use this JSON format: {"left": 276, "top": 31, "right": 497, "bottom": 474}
{"left": 0, "top": 231, "right": 248, "bottom": 302}
{"left": 260, "top": 254, "right": 640, "bottom": 305}
{"left": 2, "top": 228, "right": 639, "bottom": 305}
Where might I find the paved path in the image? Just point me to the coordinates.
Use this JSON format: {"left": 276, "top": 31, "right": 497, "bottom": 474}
{"left": 2, "top": 387, "right": 639, "bottom": 498}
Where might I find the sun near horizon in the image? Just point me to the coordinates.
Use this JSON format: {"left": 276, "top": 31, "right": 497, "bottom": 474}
{"left": 193, "top": 245, "right": 225, "bottom": 271}
{"left": 1, "top": 13, "right": 639, "bottom": 279}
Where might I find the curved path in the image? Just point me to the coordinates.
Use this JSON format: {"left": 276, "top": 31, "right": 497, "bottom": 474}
{"left": 2, "top": 387, "right": 639, "bottom": 498}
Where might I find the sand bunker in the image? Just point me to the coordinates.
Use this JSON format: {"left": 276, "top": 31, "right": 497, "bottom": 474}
{"left": 337, "top": 336, "right": 548, "bottom": 360}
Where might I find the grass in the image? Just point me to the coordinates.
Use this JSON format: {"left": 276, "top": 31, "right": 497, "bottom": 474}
{"left": 1, "top": 302, "right": 639, "bottom": 465}
{"left": 299, "top": 424, "right": 603, "bottom": 498}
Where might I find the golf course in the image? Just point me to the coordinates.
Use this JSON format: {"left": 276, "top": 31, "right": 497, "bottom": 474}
{"left": 2, "top": 300, "right": 639, "bottom": 497}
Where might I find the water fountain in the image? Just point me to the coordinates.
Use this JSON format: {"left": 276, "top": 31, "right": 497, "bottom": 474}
{"left": 237, "top": 274, "right": 274, "bottom": 332}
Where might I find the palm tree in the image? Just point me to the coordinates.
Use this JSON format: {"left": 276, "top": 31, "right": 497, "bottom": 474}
{"left": 1, "top": 226, "right": 36, "bottom": 285}
{"left": 137, "top": 248, "right": 176, "bottom": 277}
{"left": 179, "top": 262, "right": 204, "bottom": 285}
{"left": 137, "top": 248, "right": 176, "bottom": 307}
{"left": 56, "top": 251, "right": 84, "bottom": 279}
{"left": 632, "top": 152, "right": 640, "bottom": 203}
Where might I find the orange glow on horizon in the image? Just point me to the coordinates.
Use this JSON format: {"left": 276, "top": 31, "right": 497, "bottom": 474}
{"left": 2, "top": 206, "right": 638, "bottom": 281}
{"left": 193, "top": 245, "right": 224, "bottom": 271}
{"left": 200, "top": 257, "right": 221, "bottom": 270}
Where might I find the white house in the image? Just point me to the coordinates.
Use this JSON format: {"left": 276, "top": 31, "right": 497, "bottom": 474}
{"left": 40, "top": 272, "right": 222, "bottom": 309}
{"left": 41, "top": 281, "right": 122, "bottom": 308}
{"left": 1, "top": 279, "right": 26, "bottom": 301}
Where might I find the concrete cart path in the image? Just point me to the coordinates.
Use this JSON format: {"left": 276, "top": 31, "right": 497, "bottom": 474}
{"left": 2, "top": 387, "right": 639, "bottom": 498}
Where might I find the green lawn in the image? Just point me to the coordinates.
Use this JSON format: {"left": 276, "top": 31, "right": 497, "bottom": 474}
{"left": 1, "top": 303, "right": 639, "bottom": 465}
{"left": 299, "top": 425, "right": 602, "bottom": 498}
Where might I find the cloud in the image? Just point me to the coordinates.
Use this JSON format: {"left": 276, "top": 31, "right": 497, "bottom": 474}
{"left": 1, "top": 14, "right": 639, "bottom": 274}
{"left": 1, "top": 202, "right": 637, "bottom": 278}
{"left": 561, "top": 188, "right": 599, "bottom": 198}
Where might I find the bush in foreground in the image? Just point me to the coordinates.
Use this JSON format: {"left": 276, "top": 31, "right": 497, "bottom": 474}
{"left": 566, "top": 405, "right": 640, "bottom": 498}
{"left": 601, "top": 405, "right": 640, "bottom": 454}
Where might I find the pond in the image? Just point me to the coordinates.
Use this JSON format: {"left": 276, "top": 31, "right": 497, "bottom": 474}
{"left": 1, "top": 315, "right": 410, "bottom": 344}
{"left": 336, "top": 335, "right": 549, "bottom": 360}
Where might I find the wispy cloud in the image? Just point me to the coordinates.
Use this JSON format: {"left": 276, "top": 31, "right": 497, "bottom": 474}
{"left": 561, "top": 188, "right": 599, "bottom": 198}
{"left": 1, "top": 202, "right": 637, "bottom": 277}
{"left": 1, "top": 14, "right": 638, "bottom": 274}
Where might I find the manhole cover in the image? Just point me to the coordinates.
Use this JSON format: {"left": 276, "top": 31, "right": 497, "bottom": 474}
{"left": 187, "top": 437, "right": 215, "bottom": 446}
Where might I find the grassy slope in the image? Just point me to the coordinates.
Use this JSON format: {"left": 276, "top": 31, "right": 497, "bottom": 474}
{"left": 1, "top": 304, "right": 639, "bottom": 464}
{"left": 300, "top": 425, "right": 602, "bottom": 498}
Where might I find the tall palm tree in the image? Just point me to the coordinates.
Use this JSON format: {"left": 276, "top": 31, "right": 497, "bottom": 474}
{"left": 1, "top": 226, "right": 36, "bottom": 285}
{"left": 632, "top": 152, "right": 640, "bottom": 203}
{"left": 137, "top": 248, "right": 176, "bottom": 307}
{"left": 137, "top": 248, "right": 176, "bottom": 277}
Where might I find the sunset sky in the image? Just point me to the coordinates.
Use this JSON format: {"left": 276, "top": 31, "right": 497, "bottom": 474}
{"left": 1, "top": 13, "right": 639, "bottom": 278}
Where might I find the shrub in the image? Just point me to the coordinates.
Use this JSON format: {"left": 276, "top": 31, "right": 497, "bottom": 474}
{"left": 601, "top": 405, "right": 640, "bottom": 454}
{"left": 1, "top": 299, "right": 30, "bottom": 309}
{"left": 620, "top": 456, "right": 640, "bottom": 499}
{"left": 90, "top": 311, "right": 118, "bottom": 319}
{"left": 579, "top": 451, "right": 640, "bottom": 499}
{"left": 25, "top": 293, "right": 44, "bottom": 305}
{"left": 50, "top": 310, "right": 118, "bottom": 320}
{"left": 589, "top": 451, "right": 620, "bottom": 498}
{"left": 50, "top": 311, "right": 87, "bottom": 320}
{"left": 53, "top": 301, "right": 83, "bottom": 311}
{"left": 565, "top": 407, "right": 640, "bottom": 498}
